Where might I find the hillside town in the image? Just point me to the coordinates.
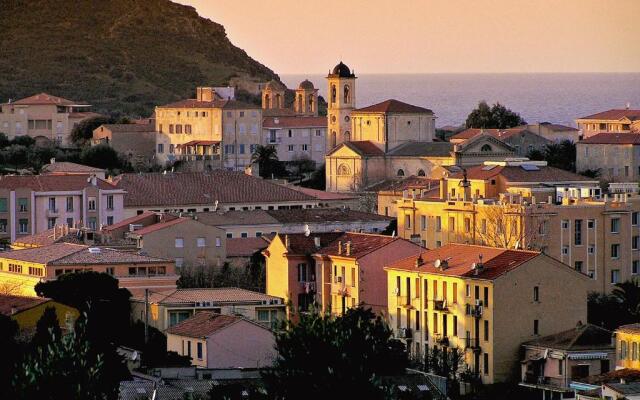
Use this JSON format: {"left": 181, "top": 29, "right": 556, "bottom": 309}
{"left": 1, "top": 58, "right": 640, "bottom": 400}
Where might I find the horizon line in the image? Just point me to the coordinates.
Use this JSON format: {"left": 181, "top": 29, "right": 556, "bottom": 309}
{"left": 279, "top": 71, "right": 640, "bottom": 75}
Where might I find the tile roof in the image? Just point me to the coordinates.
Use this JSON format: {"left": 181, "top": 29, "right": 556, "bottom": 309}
{"left": 226, "top": 237, "right": 272, "bottom": 257}
{"left": 283, "top": 185, "right": 356, "bottom": 200}
{"left": 327, "top": 141, "right": 385, "bottom": 157}
{"left": 99, "top": 123, "right": 155, "bottom": 133}
{"left": 451, "top": 128, "right": 529, "bottom": 141}
{"left": 262, "top": 108, "right": 298, "bottom": 117}
{"left": 157, "top": 99, "right": 259, "bottom": 110}
{"left": 282, "top": 232, "right": 346, "bottom": 255}
{"left": 579, "top": 133, "right": 640, "bottom": 145}
{"left": 263, "top": 116, "right": 327, "bottom": 128}
{"left": 582, "top": 368, "right": 640, "bottom": 385}
{"left": 386, "top": 244, "right": 541, "bottom": 280}
{"left": 12, "top": 92, "right": 78, "bottom": 106}
{"left": 265, "top": 208, "right": 392, "bottom": 224}
{"left": 605, "top": 381, "right": 640, "bottom": 395}
{"left": 166, "top": 312, "right": 242, "bottom": 338}
{"left": 536, "top": 122, "right": 579, "bottom": 132}
{"left": 101, "top": 211, "right": 159, "bottom": 232}
{"left": 112, "top": 171, "right": 315, "bottom": 207}
{"left": 128, "top": 217, "right": 188, "bottom": 236}
{"left": 354, "top": 99, "right": 433, "bottom": 114}
{"left": 616, "top": 323, "right": 640, "bottom": 335}
{"left": 68, "top": 112, "right": 102, "bottom": 119}
{"left": 41, "top": 161, "right": 105, "bottom": 174}
{"left": 451, "top": 164, "right": 595, "bottom": 183}
{"left": 367, "top": 176, "right": 439, "bottom": 193}
{"left": 11, "top": 226, "right": 84, "bottom": 248}
{"left": 0, "top": 242, "right": 168, "bottom": 265}
{"left": 195, "top": 210, "right": 280, "bottom": 227}
{"left": 577, "top": 109, "right": 640, "bottom": 121}
{"left": 0, "top": 174, "right": 116, "bottom": 191}
{"left": 132, "top": 287, "right": 281, "bottom": 305}
{"left": 0, "top": 294, "right": 50, "bottom": 316}
{"left": 387, "top": 141, "right": 453, "bottom": 157}
{"left": 523, "top": 323, "right": 613, "bottom": 351}
{"left": 315, "top": 232, "right": 399, "bottom": 259}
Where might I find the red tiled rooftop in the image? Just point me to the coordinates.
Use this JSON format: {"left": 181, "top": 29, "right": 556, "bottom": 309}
{"left": 316, "top": 232, "right": 399, "bottom": 259}
{"left": 166, "top": 312, "right": 242, "bottom": 338}
{"left": 226, "top": 237, "right": 271, "bottom": 257}
{"left": 451, "top": 164, "right": 595, "bottom": 183}
{"left": 451, "top": 128, "right": 529, "bottom": 141}
{"left": 129, "top": 218, "right": 187, "bottom": 236}
{"left": 99, "top": 123, "right": 155, "bottom": 133}
{"left": 327, "top": 141, "right": 385, "bottom": 157}
{"left": 101, "top": 211, "right": 158, "bottom": 232}
{"left": 578, "top": 109, "right": 640, "bottom": 121}
{"left": 12, "top": 92, "right": 79, "bottom": 106}
{"left": 0, "top": 174, "right": 117, "bottom": 191}
{"left": 0, "top": 294, "right": 50, "bottom": 316}
{"left": 354, "top": 99, "right": 433, "bottom": 114}
{"left": 579, "top": 133, "right": 640, "bottom": 145}
{"left": 41, "top": 161, "right": 105, "bottom": 175}
{"left": 11, "top": 226, "right": 83, "bottom": 248}
{"left": 283, "top": 185, "right": 356, "bottom": 200}
{"left": 263, "top": 116, "right": 327, "bottom": 128}
{"left": 132, "top": 287, "right": 281, "bottom": 305}
{"left": 386, "top": 243, "right": 541, "bottom": 280}
{"left": 157, "top": 99, "right": 259, "bottom": 110}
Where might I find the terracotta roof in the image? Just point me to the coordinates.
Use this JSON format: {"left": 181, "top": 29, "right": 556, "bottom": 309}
{"left": 99, "top": 123, "right": 155, "bottom": 133}
{"left": 157, "top": 99, "right": 259, "bottom": 110}
{"left": 101, "top": 211, "right": 159, "bottom": 232}
{"left": 0, "top": 174, "right": 116, "bottom": 191}
{"left": 12, "top": 93, "right": 78, "bottom": 106}
{"left": 262, "top": 116, "right": 326, "bottom": 128}
{"left": 112, "top": 171, "right": 315, "bottom": 208}
{"left": 577, "top": 109, "right": 640, "bottom": 121}
{"left": 265, "top": 208, "right": 392, "bottom": 224}
{"left": 537, "top": 122, "right": 579, "bottom": 132}
{"left": 283, "top": 185, "right": 355, "bottom": 200}
{"left": 582, "top": 368, "right": 640, "bottom": 385}
{"left": 451, "top": 128, "right": 529, "bottom": 141}
{"left": 579, "top": 133, "right": 640, "bottom": 145}
{"left": 0, "top": 242, "right": 168, "bottom": 265}
{"left": 11, "top": 226, "right": 84, "bottom": 248}
{"left": 262, "top": 108, "right": 297, "bottom": 117}
{"left": 128, "top": 218, "right": 188, "bottom": 236}
{"left": 132, "top": 287, "right": 281, "bottom": 305}
{"left": 327, "top": 141, "right": 385, "bottom": 157}
{"left": 41, "top": 161, "right": 105, "bottom": 174}
{"left": 0, "top": 294, "right": 50, "bottom": 316}
{"left": 616, "top": 323, "right": 640, "bottom": 335}
{"left": 354, "top": 99, "right": 433, "bottom": 114}
{"left": 386, "top": 244, "right": 541, "bottom": 280}
{"left": 194, "top": 210, "right": 280, "bottom": 227}
{"left": 166, "top": 312, "right": 243, "bottom": 338}
{"left": 451, "top": 164, "right": 595, "bottom": 183}
{"left": 282, "top": 232, "right": 347, "bottom": 255}
{"left": 387, "top": 141, "right": 453, "bottom": 157}
{"left": 368, "top": 176, "right": 439, "bottom": 193}
{"left": 226, "top": 237, "right": 271, "bottom": 257}
{"left": 316, "top": 232, "right": 399, "bottom": 259}
{"left": 524, "top": 324, "right": 613, "bottom": 351}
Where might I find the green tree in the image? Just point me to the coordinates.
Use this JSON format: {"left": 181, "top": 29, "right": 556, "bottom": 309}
{"left": 0, "top": 314, "right": 21, "bottom": 398}
{"left": 251, "top": 145, "right": 282, "bottom": 178}
{"left": 80, "top": 144, "right": 127, "bottom": 171}
{"left": 31, "top": 307, "right": 62, "bottom": 350}
{"left": 12, "top": 135, "right": 36, "bottom": 147}
{"left": 4, "top": 144, "right": 29, "bottom": 168}
{"left": 0, "top": 132, "right": 10, "bottom": 147}
{"left": 543, "top": 140, "right": 576, "bottom": 172}
{"left": 13, "top": 314, "right": 124, "bottom": 400}
{"left": 70, "top": 116, "right": 112, "bottom": 146}
{"left": 262, "top": 307, "right": 407, "bottom": 399}
{"left": 465, "top": 101, "right": 526, "bottom": 129}
{"left": 301, "top": 163, "right": 326, "bottom": 190}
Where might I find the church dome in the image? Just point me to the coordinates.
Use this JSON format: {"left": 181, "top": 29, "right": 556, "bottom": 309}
{"left": 264, "top": 80, "right": 286, "bottom": 91}
{"left": 298, "top": 79, "right": 315, "bottom": 90}
{"left": 331, "top": 61, "right": 354, "bottom": 78}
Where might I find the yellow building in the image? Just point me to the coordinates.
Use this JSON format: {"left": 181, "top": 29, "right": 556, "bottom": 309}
{"left": 615, "top": 324, "right": 640, "bottom": 370}
{"left": 395, "top": 159, "right": 640, "bottom": 293}
{"left": 0, "top": 294, "right": 78, "bottom": 331}
{"left": 385, "top": 243, "right": 591, "bottom": 384}
{"left": 576, "top": 109, "right": 640, "bottom": 138}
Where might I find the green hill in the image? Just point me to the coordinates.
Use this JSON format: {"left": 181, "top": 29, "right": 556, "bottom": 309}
{"left": 0, "top": 0, "right": 280, "bottom": 116}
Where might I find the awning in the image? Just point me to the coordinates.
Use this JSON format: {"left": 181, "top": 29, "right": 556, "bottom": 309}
{"left": 567, "top": 352, "right": 610, "bottom": 360}
{"left": 177, "top": 140, "right": 220, "bottom": 147}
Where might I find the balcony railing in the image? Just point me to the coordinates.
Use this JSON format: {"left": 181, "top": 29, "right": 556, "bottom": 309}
{"left": 433, "top": 299, "right": 449, "bottom": 312}
{"left": 46, "top": 208, "right": 59, "bottom": 217}
{"left": 300, "top": 281, "right": 316, "bottom": 294}
{"left": 397, "top": 327, "right": 413, "bottom": 339}
{"left": 435, "top": 334, "right": 450, "bottom": 347}
{"left": 464, "top": 336, "right": 481, "bottom": 352}
{"left": 465, "top": 303, "right": 484, "bottom": 318}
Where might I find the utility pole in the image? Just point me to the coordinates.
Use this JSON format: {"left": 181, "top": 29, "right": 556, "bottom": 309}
{"left": 144, "top": 288, "right": 149, "bottom": 345}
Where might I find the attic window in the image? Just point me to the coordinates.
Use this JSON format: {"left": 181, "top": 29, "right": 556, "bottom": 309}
{"left": 407, "top": 121, "right": 411, "bottom": 126}
{"left": 481, "top": 144, "right": 492, "bottom": 152}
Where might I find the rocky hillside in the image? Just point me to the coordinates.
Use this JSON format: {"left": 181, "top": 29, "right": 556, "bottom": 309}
{"left": 0, "top": 0, "right": 280, "bottom": 116}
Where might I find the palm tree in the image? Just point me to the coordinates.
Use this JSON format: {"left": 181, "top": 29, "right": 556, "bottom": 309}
{"left": 251, "top": 145, "right": 279, "bottom": 178}
{"left": 612, "top": 280, "right": 640, "bottom": 318}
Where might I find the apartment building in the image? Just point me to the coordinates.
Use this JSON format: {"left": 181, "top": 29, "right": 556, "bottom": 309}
{"left": 0, "top": 93, "right": 100, "bottom": 146}
{"left": 385, "top": 244, "right": 591, "bottom": 384}
{"left": 371, "top": 176, "right": 440, "bottom": 218}
{"left": 262, "top": 116, "right": 327, "bottom": 166}
{"left": 111, "top": 171, "right": 323, "bottom": 218}
{"left": 130, "top": 287, "right": 285, "bottom": 331}
{"left": 0, "top": 174, "right": 125, "bottom": 243}
{"left": 576, "top": 133, "right": 640, "bottom": 181}
{"left": 394, "top": 160, "right": 640, "bottom": 293}
{"left": 615, "top": 324, "right": 640, "bottom": 370}
{"left": 520, "top": 123, "right": 581, "bottom": 143}
{"left": 0, "top": 242, "right": 177, "bottom": 296}
{"left": 264, "top": 232, "right": 423, "bottom": 317}
{"left": 92, "top": 123, "right": 156, "bottom": 167}
{"left": 576, "top": 109, "right": 640, "bottom": 138}
{"left": 155, "top": 87, "right": 262, "bottom": 170}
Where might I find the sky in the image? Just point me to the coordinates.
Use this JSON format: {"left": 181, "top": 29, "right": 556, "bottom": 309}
{"left": 177, "top": 0, "right": 640, "bottom": 74}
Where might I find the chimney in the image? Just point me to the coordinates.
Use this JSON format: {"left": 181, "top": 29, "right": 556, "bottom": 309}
{"left": 90, "top": 175, "right": 97, "bottom": 186}
{"left": 196, "top": 87, "right": 215, "bottom": 102}
{"left": 346, "top": 241, "right": 351, "bottom": 256}
{"left": 415, "top": 254, "right": 424, "bottom": 268}
{"left": 314, "top": 236, "right": 321, "bottom": 249}
{"left": 439, "top": 177, "right": 447, "bottom": 200}
{"left": 284, "top": 235, "right": 290, "bottom": 249}
{"left": 338, "top": 241, "right": 343, "bottom": 255}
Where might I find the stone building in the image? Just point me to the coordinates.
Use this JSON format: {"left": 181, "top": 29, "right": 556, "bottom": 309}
{"left": 576, "top": 108, "right": 640, "bottom": 138}
{"left": 576, "top": 133, "right": 640, "bottom": 181}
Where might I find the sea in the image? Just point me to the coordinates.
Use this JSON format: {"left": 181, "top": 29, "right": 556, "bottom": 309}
{"left": 281, "top": 73, "right": 640, "bottom": 128}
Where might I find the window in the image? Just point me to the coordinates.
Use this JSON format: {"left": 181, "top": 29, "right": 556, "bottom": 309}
{"left": 621, "top": 340, "right": 628, "bottom": 360}
{"left": 634, "top": 260, "right": 639, "bottom": 275}
{"left": 157, "top": 143, "right": 164, "bottom": 153}
{"left": 562, "top": 246, "right": 569, "bottom": 255}
{"left": 453, "top": 315, "right": 458, "bottom": 336}
{"left": 574, "top": 219, "right": 582, "bottom": 245}
{"left": 0, "top": 198, "right": 6, "bottom": 213}
{"left": 197, "top": 342, "right": 203, "bottom": 360}
{"left": 435, "top": 216, "right": 442, "bottom": 232}
{"left": 88, "top": 197, "right": 96, "bottom": 211}
{"left": 449, "top": 217, "right": 455, "bottom": 232}
{"left": 397, "top": 169, "right": 405, "bottom": 177}
{"left": 18, "top": 198, "right": 28, "bottom": 212}
{"left": 534, "top": 319, "right": 539, "bottom": 335}
{"left": 561, "top": 220, "right": 569, "bottom": 229}
{"left": 611, "top": 218, "right": 620, "bottom": 233}
{"left": 47, "top": 217, "right": 56, "bottom": 229}
{"left": 0, "top": 219, "right": 7, "bottom": 233}
{"left": 255, "top": 232, "right": 262, "bottom": 237}
{"left": 533, "top": 286, "right": 539, "bottom": 302}
{"left": 588, "top": 244, "right": 595, "bottom": 254}
{"left": 442, "top": 314, "right": 447, "bottom": 336}
{"left": 87, "top": 217, "right": 97, "bottom": 230}
{"left": 288, "top": 130, "right": 293, "bottom": 138}
{"left": 215, "top": 237, "right": 221, "bottom": 247}
{"left": 288, "top": 145, "right": 294, "bottom": 152}
{"left": 415, "top": 310, "right": 420, "bottom": 331}
{"left": 301, "top": 144, "right": 308, "bottom": 151}
{"left": 483, "top": 287, "right": 489, "bottom": 307}
{"left": 175, "top": 258, "right": 184, "bottom": 268}
{"left": 634, "top": 236, "right": 640, "bottom": 250}
{"left": 106, "top": 216, "right": 114, "bottom": 225}
{"left": 558, "top": 359, "right": 563, "bottom": 375}
{"left": 420, "top": 215, "right": 426, "bottom": 230}
{"left": 634, "top": 212, "right": 639, "bottom": 226}
{"left": 241, "top": 232, "right": 248, "bottom": 238}
{"left": 106, "top": 195, "right": 114, "bottom": 210}
{"left": 575, "top": 261, "right": 583, "bottom": 272}
{"left": 483, "top": 353, "right": 489, "bottom": 375}
{"left": 611, "top": 269, "right": 620, "bottom": 284}
{"left": 453, "top": 282, "right": 458, "bottom": 304}
{"left": 481, "top": 219, "right": 487, "bottom": 234}
{"left": 464, "top": 218, "right": 471, "bottom": 233}
{"left": 175, "top": 238, "right": 184, "bottom": 248}
{"left": 405, "top": 215, "right": 411, "bottom": 229}
{"left": 175, "top": 124, "right": 182, "bottom": 134}
{"left": 612, "top": 244, "right": 620, "bottom": 259}
{"left": 19, "top": 219, "right": 28, "bottom": 233}
{"left": 484, "top": 320, "right": 489, "bottom": 341}
{"left": 466, "top": 284, "right": 470, "bottom": 297}
{"left": 226, "top": 233, "right": 233, "bottom": 239}
{"left": 633, "top": 342, "right": 638, "bottom": 361}
{"left": 197, "top": 238, "right": 205, "bottom": 248}
{"left": 66, "top": 197, "right": 73, "bottom": 212}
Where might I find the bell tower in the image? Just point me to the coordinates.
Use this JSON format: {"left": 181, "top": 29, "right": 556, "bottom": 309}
{"left": 294, "top": 79, "right": 318, "bottom": 116}
{"left": 261, "top": 80, "right": 286, "bottom": 110}
{"left": 327, "top": 61, "right": 356, "bottom": 149}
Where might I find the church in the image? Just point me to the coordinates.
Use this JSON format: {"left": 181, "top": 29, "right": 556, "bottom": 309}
{"left": 323, "top": 62, "right": 516, "bottom": 192}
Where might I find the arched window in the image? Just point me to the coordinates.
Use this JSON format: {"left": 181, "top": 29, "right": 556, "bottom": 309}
{"left": 264, "top": 93, "right": 271, "bottom": 109}
{"left": 297, "top": 94, "right": 303, "bottom": 112}
{"left": 344, "top": 85, "right": 350, "bottom": 103}
{"left": 330, "top": 131, "right": 337, "bottom": 148}
{"left": 344, "top": 131, "right": 351, "bottom": 142}
{"left": 397, "top": 169, "right": 405, "bottom": 177}
{"left": 481, "top": 144, "right": 492, "bottom": 152}
{"left": 308, "top": 94, "right": 314, "bottom": 112}
{"left": 337, "top": 164, "right": 351, "bottom": 175}
{"left": 417, "top": 169, "right": 426, "bottom": 176}
{"left": 331, "top": 85, "right": 337, "bottom": 103}
{"left": 275, "top": 93, "right": 282, "bottom": 108}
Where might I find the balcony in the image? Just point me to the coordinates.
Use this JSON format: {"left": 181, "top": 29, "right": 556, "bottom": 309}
{"left": 267, "top": 137, "right": 282, "bottom": 144}
{"left": 397, "top": 295, "right": 414, "bottom": 308}
{"left": 433, "top": 299, "right": 449, "bottom": 312}
{"left": 464, "top": 337, "right": 481, "bottom": 352}
{"left": 465, "top": 303, "right": 484, "bottom": 318}
{"left": 397, "top": 327, "right": 413, "bottom": 339}
{"left": 435, "top": 334, "right": 450, "bottom": 347}
{"left": 46, "top": 208, "right": 59, "bottom": 217}
{"left": 300, "top": 281, "right": 316, "bottom": 294}
{"left": 176, "top": 154, "right": 221, "bottom": 162}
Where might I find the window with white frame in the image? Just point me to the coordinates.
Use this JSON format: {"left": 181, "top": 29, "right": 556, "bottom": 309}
{"left": 175, "top": 238, "right": 184, "bottom": 248}
{"left": 197, "top": 238, "right": 205, "bottom": 248}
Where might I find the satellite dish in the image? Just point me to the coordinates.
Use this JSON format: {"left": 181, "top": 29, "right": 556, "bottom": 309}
{"left": 434, "top": 259, "right": 441, "bottom": 269}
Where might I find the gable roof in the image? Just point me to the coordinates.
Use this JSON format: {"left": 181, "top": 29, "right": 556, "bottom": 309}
{"left": 451, "top": 128, "right": 530, "bottom": 141}
{"left": 166, "top": 312, "right": 246, "bottom": 338}
{"left": 523, "top": 323, "right": 613, "bottom": 351}
{"left": 386, "top": 243, "right": 541, "bottom": 280}
{"left": 0, "top": 174, "right": 117, "bottom": 191}
{"left": 263, "top": 116, "right": 326, "bottom": 128}
{"left": 194, "top": 210, "right": 280, "bottom": 227}
{"left": 265, "top": 208, "right": 392, "bottom": 224}
{"left": 132, "top": 287, "right": 281, "bottom": 305}
{"left": 316, "top": 232, "right": 399, "bottom": 259}
{"left": 451, "top": 164, "right": 595, "bottom": 183}
{"left": 368, "top": 176, "right": 439, "bottom": 194}
{"left": 282, "top": 185, "right": 356, "bottom": 200}
{"left": 0, "top": 294, "right": 50, "bottom": 316}
{"left": 12, "top": 93, "right": 80, "bottom": 106}
{"left": 128, "top": 217, "right": 188, "bottom": 236}
{"left": 98, "top": 123, "right": 155, "bottom": 133}
{"left": 41, "top": 161, "right": 105, "bottom": 175}
{"left": 577, "top": 109, "right": 640, "bottom": 121}
{"left": 112, "top": 171, "right": 315, "bottom": 207}
{"left": 11, "top": 226, "right": 84, "bottom": 248}
{"left": 354, "top": 99, "right": 433, "bottom": 114}
{"left": 386, "top": 141, "right": 453, "bottom": 157}
{"left": 101, "top": 211, "right": 160, "bottom": 232}
{"left": 534, "top": 123, "right": 579, "bottom": 132}
{"left": 579, "top": 133, "right": 640, "bottom": 145}
{"left": 226, "top": 237, "right": 272, "bottom": 257}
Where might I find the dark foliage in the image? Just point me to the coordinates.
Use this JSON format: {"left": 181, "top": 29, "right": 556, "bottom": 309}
{"left": 588, "top": 280, "right": 640, "bottom": 330}
{"left": 301, "top": 163, "right": 326, "bottom": 190}
{"left": 251, "top": 145, "right": 285, "bottom": 179}
{"left": 0, "top": 314, "right": 21, "bottom": 398}
{"left": 31, "top": 307, "right": 62, "bottom": 350}
{"left": 80, "top": 144, "right": 132, "bottom": 172}
{"left": 465, "top": 101, "right": 526, "bottom": 129}
{"left": 70, "top": 116, "right": 113, "bottom": 146}
{"left": 542, "top": 140, "right": 576, "bottom": 172}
